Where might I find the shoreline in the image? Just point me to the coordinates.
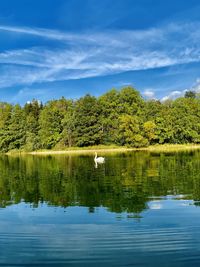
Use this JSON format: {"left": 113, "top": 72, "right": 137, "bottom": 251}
{"left": 5, "top": 144, "right": 200, "bottom": 155}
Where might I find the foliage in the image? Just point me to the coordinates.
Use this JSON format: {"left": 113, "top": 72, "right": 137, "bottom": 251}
{"left": 24, "top": 99, "right": 42, "bottom": 151}
{"left": 184, "top": 90, "right": 196, "bottom": 98}
{"left": 0, "top": 86, "right": 200, "bottom": 151}
{"left": 119, "top": 114, "right": 148, "bottom": 147}
{"left": 74, "top": 94, "right": 102, "bottom": 146}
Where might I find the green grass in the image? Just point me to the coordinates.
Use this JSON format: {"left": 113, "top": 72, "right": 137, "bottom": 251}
{"left": 139, "top": 143, "right": 200, "bottom": 152}
{"left": 5, "top": 143, "right": 200, "bottom": 155}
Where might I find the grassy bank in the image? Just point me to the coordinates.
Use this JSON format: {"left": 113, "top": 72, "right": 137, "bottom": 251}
{"left": 6, "top": 145, "right": 130, "bottom": 155}
{"left": 139, "top": 144, "right": 200, "bottom": 152}
{"left": 5, "top": 144, "right": 200, "bottom": 155}
{"left": 28, "top": 145, "right": 131, "bottom": 155}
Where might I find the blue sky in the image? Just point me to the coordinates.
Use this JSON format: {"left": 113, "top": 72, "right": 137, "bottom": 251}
{"left": 0, "top": 0, "right": 200, "bottom": 104}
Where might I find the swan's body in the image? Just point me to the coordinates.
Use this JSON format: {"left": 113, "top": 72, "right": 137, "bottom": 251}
{"left": 94, "top": 152, "right": 105, "bottom": 163}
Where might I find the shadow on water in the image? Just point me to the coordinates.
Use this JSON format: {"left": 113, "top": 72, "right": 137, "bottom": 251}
{"left": 0, "top": 150, "right": 200, "bottom": 214}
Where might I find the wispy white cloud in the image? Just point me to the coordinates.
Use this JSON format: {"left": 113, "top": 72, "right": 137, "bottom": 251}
{"left": 0, "top": 25, "right": 84, "bottom": 42}
{"left": 0, "top": 22, "right": 200, "bottom": 88}
{"left": 10, "top": 87, "right": 51, "bottom": 104}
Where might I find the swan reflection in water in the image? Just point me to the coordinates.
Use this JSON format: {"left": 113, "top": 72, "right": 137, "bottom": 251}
{"left": 94, "top": 152, "right": 105, "bottom": 168}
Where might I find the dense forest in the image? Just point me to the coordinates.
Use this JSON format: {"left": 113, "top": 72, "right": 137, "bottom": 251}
{"left": 0, "top": 86, "right": 199, "bottom": 152}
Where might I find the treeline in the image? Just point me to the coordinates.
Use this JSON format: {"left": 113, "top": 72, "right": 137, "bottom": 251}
{"left": 0, "top": 86, "right": 199, "bottom": 152}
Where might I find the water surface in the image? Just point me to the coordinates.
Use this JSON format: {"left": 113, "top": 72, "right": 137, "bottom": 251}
{"left": 0, "top": 151, "right": 200, "bottom": 266}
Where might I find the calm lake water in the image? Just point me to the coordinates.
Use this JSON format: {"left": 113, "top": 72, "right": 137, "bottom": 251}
{"left": 1, "top": 151, "right": 200, "bottom": 266}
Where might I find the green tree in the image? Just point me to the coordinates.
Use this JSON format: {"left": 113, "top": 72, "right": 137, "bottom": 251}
{"left": 38, "top": 98, "right": 67, "bottom": 149}
{"left": 0, "top": 102, "right": 12, "bottom": 152}
{"left": 119, "top": 114, "right": 148, "bottom": 147}
{"left": 143, "top": 121, "right": 157, "bottom": 144}
{"left": 74, "top": 94, "right": 102, "bottom": 146}
{"left": 98, "top": 89, "right": 120, "bottom": 144}
{"left": 184, "top": 90, "right": 196, "bottom": 98}
{"left": 171, "top": 97, "right": 200, "bottom": 143}
{"left": 8, "top": 104, "right": 26, "bottom": 150}
{"left": 24, "top": 99, "right": 42, "bottom": 151}
{"left": 99, "top": 87, "right": 144, "bottom": 144}
{"left": 61, "top": 100, "right": 75, "bottom": 147}
{"left": 118, "top": 86, "right": 144, "bottom": 115}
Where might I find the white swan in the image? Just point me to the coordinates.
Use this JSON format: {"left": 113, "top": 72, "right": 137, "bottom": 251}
{"left": 94, "top": 152, "right": 105, "bottom": 163}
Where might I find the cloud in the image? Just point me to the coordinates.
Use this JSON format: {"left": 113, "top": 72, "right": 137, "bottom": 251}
{"left": 0, "top": 25, "right": 84, "bottom": 42}
{"left": 149, "top": 202, "right": 163, "bottom": 210}
{"left": 191, "top": 78, "right": 200, "bottom": 92}
{"left": 0, "top": 22, "right": 200, "bottom": 88}
{"left": 160, "top": 77, "right": 200, "bottom": 101}
{"left": 143, "top": 89, "right": 155, "bottom": 99}
{"left": 10, "top": 86, "right": 61, "bottom": 105}
{"left": 161, "top": 90, "right": 183, "bottom": 101}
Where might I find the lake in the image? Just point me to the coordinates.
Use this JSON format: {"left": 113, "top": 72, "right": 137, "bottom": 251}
{"left": 1, "top": 151, "right": 200, "bottom": 266}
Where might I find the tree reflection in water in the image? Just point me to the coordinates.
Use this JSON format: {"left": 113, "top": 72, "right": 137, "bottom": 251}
{"left": 0, "top": 150, "right": 199, "bottom": 214}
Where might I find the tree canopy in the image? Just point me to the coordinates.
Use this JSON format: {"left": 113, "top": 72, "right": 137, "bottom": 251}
{"left": 0, "top": 86, "right": 200, "bottom": 151}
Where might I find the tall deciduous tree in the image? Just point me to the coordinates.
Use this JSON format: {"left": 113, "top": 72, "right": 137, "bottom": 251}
{"left": 119, "top": 115, "right": 148, "bottom": 147}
